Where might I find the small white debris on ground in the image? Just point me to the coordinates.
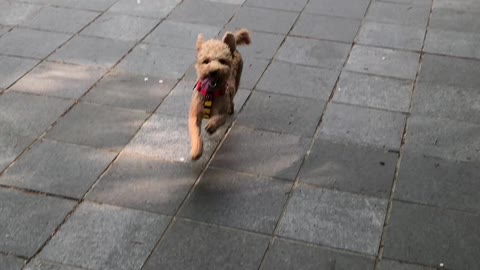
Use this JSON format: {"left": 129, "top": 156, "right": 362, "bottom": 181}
{"left": 382, "top": 56, "right": 386, "bottom": 60}
{"left": 144, "top": 77, "right": 149, "bottom": 81}
{"left": 137, "top": 0, "right": 141, "bottom": 4}
{"left": 439, "top": 263, "right": 444, "bottom": 267}
{"left": 159, "top": 80, "right": 163, "bottom": 84}
{"left": 179, "top": 157, "right": 185, "bottom": 162}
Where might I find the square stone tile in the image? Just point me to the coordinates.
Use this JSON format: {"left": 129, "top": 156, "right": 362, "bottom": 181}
{"left": 424, "top": 30, "right": 480, "bottom": 60}
{"left": 256, "top": 61, "right": 339, "bottom": 100}
{"left": 245, "top": 0, "right": 308, "bottom": 11}
{"left": 237, "top": 91, "right": 325, "bottom": 137}
{"left": 0, "top": 1, "right": 42, "bottom": 25}
{"left": 261, "top": 239, "right": 375, "bottom": 270}
{"left": 116, "top": 43, "right": 194, "bottom": 79}
{"left": 383, "top": 201, "right": 480, "bottom": 269}
{"left": 87, "top": 154, "right": 201, "bottom": 215}
{"left": 107, "top": 0, "right": 181, "bottom": 18}
{"left": 405, "top": 115, "right": 480, "bottom": 162}
{"left": 292, "top": 13, "right": 361, "bottom": 43}
{"left": 0, "top": 28, "right": 71, "bottom": 59}
{"left": 81, "top": 13, "right": 158, "bottom": 41}
{"left": 221, "top": 30, "right": 284, "bottom": 60}
{"left": 0, "top": 140, "right": 116, "bottom": 198}
{"left": 25, "top": 259, "right": 84, "bottom": 270}
{"left": 0, "top": 188, "right": 76, "bottom": 257}
{"left": 240, "top": 57, "right": 269, "bottom": 89}
{"left": 21, "top": 6, "right": 99, "bottom": 33}
{"left": 366, "top": 2, "right": 430, "bottom": 27}
{"left": 49, "top": 0, "right": 117, "bottom": 11}
{"left": 11, "top": 61, "right": 107, "bottom": 99}
{"left": 356, "top": 22, "right": 426, "bottom": 51}
{"left": 40, "top": 202, "right": 170, "bottom": 270}
{"left": 0, "top": 91, "right": 74, "bottom": 138}
{"left": 334, "top": 71, "right": 413, "bottom": 112}
{"left": 319, "top": 103, "right": 406, "bottom": 150}
{"left": 168, "top": 0, "right": 239, "bottom": 26}
{"left": 345, "top": 45, "right": 420, "bottom": 80}
{"left": 275, "top": 36, "right": 351, "bottom": 69}
{"left": 142, "top": 219, "right": 269, "bottom": 270}
{"left": 304, "top": 0, "right": 370, "bottom": 19}
{"left": 299, "top": 139, "right": 398, "bottom": 198}
{"left": 0, "top": 255, "right": 24, "bottom": 270}
{"left": 0, "top": 132, "right": 34, "bottom": 174}
{"left": 226, "top": 7, "right": 298, "bottom": 34}
{"left": 428, "top": 8, "right": 480, "bottom": 33}
{"left": 378, "top": 259, "right": 435, "bottom": 270}
{"left": 179, "top": 168, "right": 291, "bottom": 233}
{"left": 211, "top": 126, "right": 310, "bottom": 180}
{"left": 279, "top": 185, "right": 388, "bottom": 255}
{"left": 46, "top": 103, "right": 149, "bottom": 151}
{"left": 0, "top": 55, "right": 38, "bottom": 89}
{"left": 83, "top": 70, "right": 176, "bottom": 112}
{"left": 433, "top": 0, "right": 480, "bottom": 12}
{"left": 49, "top": 35, "right": 134, "bottom": 68}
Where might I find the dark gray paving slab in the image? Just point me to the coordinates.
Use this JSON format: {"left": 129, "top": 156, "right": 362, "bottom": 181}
{"left": 11, "top": 61, "right": 107, "bottom": 99}
{"left": 334, "top": 71, "right": 413, "bottom": 112}
{"left": 319, "top": 103, "right": 406, "bottom": 150}
{"left": 237, "top": 91, "right": 325, "bottom": 137}
{"left": 107, "top": 0, "right": 180, "bottom": 18}
{"left": 168, "top": 0, "right": 239, "bottom": 26}
{"left": 433, "top": 0, "right": 480, "bottom": 12}
{"left": 304, "top": 0, "right": 370, "bottom": 19}
{"left": 0, "top": 133, "right": 34, "bottom": 173}
{"left": 223, "top": 30, "right": 284, "bottom": 60}
{"left": 179, "top": 168, "right": 291, "bottom": 233}
{"left": 424, "top": 30, "right": 480, "bottom": 60}
{"left": 0, "top": 28, "right": 71, "bottom": 59}
{"left": 245, "top": 0, "right": 307, "bottom": 11}
{"left": 46, "top": 102, "right": 149, "bottom": 151}
{"left": 256, "top": 61, "right": 339, "bottom": 100}
{"left": 49, "top": 0, "right": 117, "bottom": 11}
{"left": 299, "top": 139, "right": 398, "bottom": 198}
{"left": 383, "top": 201, "right": 480, "bottom": 269}
{"left": 0, "top": 188, "right": 76, "bottom": 257}
{"left": 226, "top": 6, "right": 298, "bottom": 34}
{"left": 25, "top": 259, "right": 84, "bottom": 270}
{"left": 0, "top": 140, "right": 116, "bottom": 198}
{"left": 87, "top": 154, "right": 201, "bottom": 215}
{"left": 0, "top": 1, "right": 41, "bottom": 26}
{"left": 345, "top": 45, "right": 420, "bottom": 80}
{"left": 211, "top": 126, "right": 310, "bottom": 180}
{"left": 21, "top": 6, "right": 99, "bottom": 34}
{"left": 418, "top": 54, "right": 480, "bottom": 88}
{"left": 261, "top": 239, "right": 375, "bottom": 270}
{"left": 378, "top": 259, "right": 435, "bottom": 270}
{"left": 142, "top": 219, "right": 270, "bottom": 270}
{"left": 0, "top": 55, "right": 38, "bottom": 89}
{"left": 292, "top": 13, "right": 361, "bottom": 43}
{"left": 240, "top": 57, "right": 269, "bottom": 89}
{"left": 275, "top": 36, "right": 351, "bottom": 69}
{"left": 48, "top": 35, "right": 134, "bottom": 69}
{"left": 0, "top": 254, "right": 24, "bottom": 270}
{"left": 279, "top": 185, "right": 388, "bottom": 255}
{"left": 40, "top": 202, "right": 170, "bottom": 270}
{"left": 405, "top": 115, "right": 480, "bottom": 162}
{"left": 428, "top": 7, "right": 480, "bottom": 33}
{"left": 356, "top": 22, "right": 426, "bottom": 51}
{"left": 366, "top": 2, "right": 430, "bottom": 27}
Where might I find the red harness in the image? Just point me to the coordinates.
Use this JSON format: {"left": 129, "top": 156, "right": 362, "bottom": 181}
{"left": 195, "top": 80, "right": 226, "bottom": 119}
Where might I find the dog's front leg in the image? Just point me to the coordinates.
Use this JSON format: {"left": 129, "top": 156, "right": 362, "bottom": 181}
{"left": 189, "top": 94, "right": 204, "bottom": 160}
{"left": 205, "top": 114, "right": 226, "bottom": 134}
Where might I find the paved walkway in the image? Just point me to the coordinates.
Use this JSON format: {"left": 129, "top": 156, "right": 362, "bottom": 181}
{"left": 1, "top": 0, "right": 479, "bottom": 269}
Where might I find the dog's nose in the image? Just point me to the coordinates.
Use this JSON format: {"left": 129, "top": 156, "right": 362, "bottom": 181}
{"left": 209, "top": 70, "right": 218, "bottom": 77}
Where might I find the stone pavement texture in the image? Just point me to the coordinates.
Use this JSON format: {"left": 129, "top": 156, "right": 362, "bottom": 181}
{"left": 0, "top": 0, "right": 479, "bottom": 269}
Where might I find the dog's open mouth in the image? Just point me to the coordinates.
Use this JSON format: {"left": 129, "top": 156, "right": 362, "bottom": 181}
{"left": 200, "top": 77, "right": 222, "bottom": 91}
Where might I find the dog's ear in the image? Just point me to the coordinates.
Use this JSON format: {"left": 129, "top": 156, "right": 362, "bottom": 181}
{"left": 196, "top": 34, "right": 204, "bottom": 52}
{"left": 222, "top": 32, "right": 236, "bottom": 53}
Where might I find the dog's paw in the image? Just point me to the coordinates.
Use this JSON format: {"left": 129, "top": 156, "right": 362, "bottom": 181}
{"left": 205, "top": 123, "right": 217, "bottom": 134}
{"left": 191, "top": 150, "right": 202, "bottom": 160}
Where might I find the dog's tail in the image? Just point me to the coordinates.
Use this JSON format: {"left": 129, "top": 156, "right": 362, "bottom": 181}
{"left": 234, "top": 29, "right": 251, "bottom": 46}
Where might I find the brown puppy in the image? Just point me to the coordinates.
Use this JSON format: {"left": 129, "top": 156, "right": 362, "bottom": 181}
{"left": 189, "top": 29, "right": 251, "bottom": 160}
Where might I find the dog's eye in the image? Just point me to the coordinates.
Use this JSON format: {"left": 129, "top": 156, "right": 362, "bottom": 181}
{"left": 202, "top": 59, "right": 210, "bottom": 64}
{"left": 219, "top": 59, "right": 227, "bottom": 65}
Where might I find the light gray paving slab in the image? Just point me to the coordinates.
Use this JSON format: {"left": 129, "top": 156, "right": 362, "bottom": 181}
{"left": 107, "top": 0, "right": 181, "bottom": 18}
{"left": 240, "top": 57, "right": 269, "bottom": 89}
{"left": 433, "top": 0, "right": 480, "bottom": 13}
{"left": 0, "top": 132, "right": 35, "bottom": 174}
{"left": 304, "top": 0, "right": 370, "bottom": 19}
{"left": 424, "top": 30, "right": 480, "bottom": 60}
{"left": 245, "top": 0, "right": 308, "bottom": 11}
{"left": 226, "top": 6, "right": 298, "bottom": 34}
{"left": 0, "top": 55, "right": 38, "bottom": 89}
{"left": 25, "top": 259, "right": 84, "bottom": 270}
{"left": 0, "top": 25, "right": 10, "bottom": 36}
{"left": 168, "top": 0, "right": 239, "bottom": 26}
{"left": 429, "top": 8, "right": 480, "bottom": 33}
{"left": 21, "top": 6, "right": 99, "bottom": 33}
{"left": 378, "top": 0, "right": 432, "bottom": 6}
{"left": 418, "top": 54, "right": 480, "bottom": 88}
{"left": 378, "top": 259, "right": 435, "bottom": 270}
{"left": 292, "top": 13, "right": 361, "bottom": 43}
{"left": 50, "top": 0, "right": 117, "bottom": 11}
{"left": 356, "top": 22, "right": 426, "bottom": 51}
{"left": 0, "top": 1, "right": 42, "bottom": 26}
{"left": 366, "top": 2, "right": 430, "bottom": 27}
{"left": 0, "top": 254, "right": 24, "bottom": 270}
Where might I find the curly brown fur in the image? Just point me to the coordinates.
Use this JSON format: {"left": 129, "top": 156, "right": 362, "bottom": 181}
{"left": 189, "top": 29, "right": 251, "bottom": 160}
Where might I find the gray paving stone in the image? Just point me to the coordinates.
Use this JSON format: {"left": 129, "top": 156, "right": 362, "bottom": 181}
{"left": 46, "top": 103, "right": 148, "bottom": 151}
{"left": 144, "top": 20, "right": 221, "bottom": 49}
{"left": 424, "top": 29, "right": 480, "bottom": 59}
{"left": 405, "top": 115, "right": 480, "bottom": 162}
{"left": 0, "top": 55, "right": 38, "bottom": 89}
{"left": 87, "top": 154, "right": 201, "bottom": 215}
{"left": 0, "top": 254, "right": 24, "bottom": 270}
{"left": 40, "top": 202, "right": 170, "bottom": 270}
{"left": 116, "top": 43, "right": 194, "bottom": 79}
{"left": 179, "top": 168, "right": 291, "bottom": 233}
{"left": 0, "top": 91, "right": 74, "bottom": 138}
{"left": 292, "top": 13, "right": 361, "bottom": 43}
{"left": 300, "top": 139, "right": 398, "bottom": 198}
{"left": 0, "top": 25, "right": 10, "bottom": 36}
{"left": 49, "top": 0, "right": 117, "bottom": 11}
{"left": 168, "top": 0, "right": 239, "bottom": 26}
{"left": 429, "top": 6, "right": 480, "bottom": 33}
{"left": 433, "top": 0, "right": 480, "bottom": 12}
{"left": 366, "top": 2, "right": 430, "bottom": 27}
{"left": 418, "top": 54, "right": 480, "bottom": 88}
{"left": 275, "top": 36, "right": 351, "bottom": 69}
{"left": 21, "top": 6, "right": 99, "bottom": 33}
{"left": 211, "top": 126, "right": 310, "bottom": 180}
{"left": 226, "top": 7, "right": 298, "bottom": 34}
{"left": 256, "top": 61, "right": 339, "bottom": 100}
{"left": 206, "top": 0, "right": 245, "bottom": 4}
{"left": 279, "top": 185, "right": 388, "bottom": 255}
{"left": 49, "top": 35, "right": 134, "bottom": 68}
{"left": 0, "top": 140, "right": 115, "bottom": 198}
{"left": 221, "top": 30, "right": 284, "bottom": 60}
{"left": 245, "top": 0, "right": 307, "bottom": 11}
{"left": 25, "top": 259, "right": 84, "bottom": 270}
{"left": 240, "top": 57, "right": 269, "bottom": 89}
{"left": 356, "top": 22, "right": 426, "bottom": 51}
{"left": 383, "top": 201, "right": 480, "bottom": 269}
{"left": 237, "top": 91, "right": 325, "bottom": 137}
{"left": 0, "top": 188, "right": 76, "bottom": 257}
{"left": 0, "top": 132, "right": 34, "bottom": 173}
{"left": 378, "top": 259, "right": 435, "bottom": 270}
{"left": 11, "top": 61, "right": 107, "bottom": 99}
{"left": 334, "top": 71, "right": 413, "bottom": 112}
{"left": 142, "top": 219, "right": 270, "bottom": 270}
{"left": 0, "top": 1, "right": 41, "bottom": 26}
{"left": 107, "top": 0, "right": 181, "bottom": 18}
{"left": 0, "top": 28, "right": 71, "bottom": 59}
{"left": 345, "top": 45, "right": 420, "bottom": 80}
{"left": 304, "top": 0, "right": 370, "bottom": 19}
{"left": 261, "top": 239, "right": 375, "bottom": 270}
{"left": 319, "top": 103, "right": 406, "bottom": 150}
{"left": 378, "top": 0, "right": 432, "bottom": 6}
{"left": 81, "top": 13, "right": 158, "bottom": 41}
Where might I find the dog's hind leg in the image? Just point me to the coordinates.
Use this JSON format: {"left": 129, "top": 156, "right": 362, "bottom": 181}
{"left": 205, "top": 114, "right": 226, "bottom": 134}
{"left": 189, "top": 96, "right": 204, "bottom": 160}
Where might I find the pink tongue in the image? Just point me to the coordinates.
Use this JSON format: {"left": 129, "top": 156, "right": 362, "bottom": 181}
{"left": 201, "top": 77, "right": 216, "bottom": 91}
